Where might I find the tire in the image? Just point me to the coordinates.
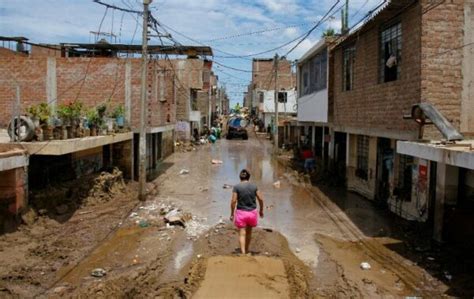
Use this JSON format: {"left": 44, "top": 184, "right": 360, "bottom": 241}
{"left": 8, "top": 116, "right": 35, "bottom": 142}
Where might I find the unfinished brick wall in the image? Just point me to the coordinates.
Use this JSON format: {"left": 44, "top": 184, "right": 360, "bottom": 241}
{"left": 252, "top": 59, "right": 295, "bottom": 91}
{"left": 0, "top": 57, "right": 48, "bottom": 127}
{"left": 332, "top": 4, "right": 421, "bottom": 140}
{"left": 0, "top": 55, "right": 179, "bottom": 129}
{"left": 420, "top": 0, "right": 464, "bottom": 139}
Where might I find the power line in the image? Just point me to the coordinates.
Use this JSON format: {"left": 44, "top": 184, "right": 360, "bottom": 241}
{"left": 93, "top": 0, "right": 142, "bottom": 14}
{"left": 283, "top": 0, "right": 341, "bottom": 57}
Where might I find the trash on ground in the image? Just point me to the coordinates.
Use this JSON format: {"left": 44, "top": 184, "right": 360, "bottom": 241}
{"left": 91, "top": 268, "right": 107, "bottom": 277}
{"left": 444, "top": 271, "right": 452, "bottom": 281}
{"left": 139, "top": 220, "right": 149, "bottom": 228}
{"left": 197, "top": 254, "right": 202, "bottom": 259}
{"left": 199, "top": 187, "right": 209, "bottom": 192}
{"left": 211, "top": 159, "right": 223, "bottom": 164}
{"left": 295, "top": 248, "right": 301, "bottom": 253}
{"left": 164, "top": 209, "right": 188, "bottom": 227}
{"left": 223, "top": 184, "right": 233, "bottom": 189}
{"left": 427, "top": 257, "right": 435, "bottom": 261}
{"left": 360, "top": 262, "right": 371, "bottom": 270}
{"left": 273, "top": 181, "right": 281, "bottom": 188}
{"left": 129, "top": 212, "right": 138, "bottom": 218}
{"left": 179, "top": 169, "right": 190, "bottom": 175}
{"left": 263, "top": 228, "right": 273, "bottom": 233}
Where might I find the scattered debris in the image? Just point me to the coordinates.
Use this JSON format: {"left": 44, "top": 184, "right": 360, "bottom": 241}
{"left": 199, "top": 187, "right": 209, "bottom": 192}
{"left": 211, "top": 159, "right": 223, "bottom": 164}
{"left": 164, "top": 209, "right": 190, "bottom": 227}
{"left": 197, "top": 254, "right": 202, "bottom": 259}
{"left": 138, "top": 220, "right": 149, "bottom": 228}
{"left": 223, "top": 184, "right": 233, "bottom": 189}
{"left": 444, "top": 271, "right": 452, "bottom": 281}
{"left": 263, "top": 228, "right": 273, "bottom": 233}
{"left": 273, "top": 181, "right": 281, "bottom": 188}
{"left": 91, "top": 268, "right": 107, "bottom": 278}
{"left": 295, "top": 248, "right": 301, "bottom": 253}
{"left": 360, "top": 262, "right": 371, "bottom": 270}
{"left": 21, "top": 208, "right": 37, "bottom": 226}
{"left": 55, "top": 204, "right": 69, "bottom": 215}
{"left": 427, "top": 257, "right": 435, "bottom": 261}
{"left": 362, "top": 278, "right": 373, "bottom": 284}
{"left": 129, "top": 212, "right": 138, "bottom": 218}
{"left": 179, "top": 169, "right": 190, "bottom": 175}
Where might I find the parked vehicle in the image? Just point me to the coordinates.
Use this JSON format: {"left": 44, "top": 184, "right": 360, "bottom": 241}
{"left": 226, "top": 117, "right": 248, "bottom": 140}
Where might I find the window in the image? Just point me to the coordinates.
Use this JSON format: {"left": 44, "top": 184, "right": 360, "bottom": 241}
{"left": 299, "top": 49, "right": 327, "bottom": 97}
{"left": 190, "top": 89, "right": 198, "bottom": 111}
{"left": 380, "top": 22, "right": 401, "bottom": 82}
{"left": 356, "top": 135, "right": 369, "bottom": 180}
{"left": 278, "top": 91, "right": 287, "bottom": 103}
{"left": 396, "top": 154, "right": 413, "bottom": 201}
{"left": 343, "top": 46, "right": 356, "bottom": 91}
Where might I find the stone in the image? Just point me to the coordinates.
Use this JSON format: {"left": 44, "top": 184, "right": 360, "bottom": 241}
{"left": 21, "top": 208, "right": 37, "bottom": 225}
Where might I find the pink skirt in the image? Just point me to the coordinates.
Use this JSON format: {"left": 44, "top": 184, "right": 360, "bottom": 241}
{"left": 234, "top": 209, "right": 258, "bottom": 228}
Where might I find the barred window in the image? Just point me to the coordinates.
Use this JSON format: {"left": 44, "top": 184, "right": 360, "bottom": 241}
{"left": 356, "top": 135, "right": 369, "bottom": 180}
{"left": 380, "top": 22, "right": 401, "bottom": 82}
{"left": 343, "top": 45, "right": 356, "bottom": 91}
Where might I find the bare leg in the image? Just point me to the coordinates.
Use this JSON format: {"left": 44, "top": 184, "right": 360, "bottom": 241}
{"left": 245, "top": 227, "right": 252, "bottom": 254}
{"left": 239, "top": 228, "right": 247, "bottom": 254}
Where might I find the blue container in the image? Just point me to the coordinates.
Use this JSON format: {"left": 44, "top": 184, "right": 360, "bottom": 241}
{"left": 116, "top": 116, "right": 124, "bottom": 127}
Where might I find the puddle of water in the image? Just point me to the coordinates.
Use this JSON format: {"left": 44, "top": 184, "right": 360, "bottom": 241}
{"left": 57, "top": 225, "right": 147, "bottom": 285}
{"left": 174, "top": 241, "right": 193, "bottom": 270}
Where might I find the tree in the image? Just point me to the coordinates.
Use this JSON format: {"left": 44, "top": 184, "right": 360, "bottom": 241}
{"left": 323, "top": 28, "right": 335, "bottom": 37}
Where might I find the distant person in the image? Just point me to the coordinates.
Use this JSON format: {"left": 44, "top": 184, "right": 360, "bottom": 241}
{"left": 230, "top": 169, "right": 265, "bottom": 255}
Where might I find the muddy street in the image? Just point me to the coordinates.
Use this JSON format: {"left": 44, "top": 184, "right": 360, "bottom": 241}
{"left": 0, "top": 134, "right": 456, "bottom": 298}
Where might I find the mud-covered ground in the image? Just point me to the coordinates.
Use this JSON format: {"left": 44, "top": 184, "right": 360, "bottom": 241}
{"left": 0, "top": 133, "right": 472, "bottom": 298}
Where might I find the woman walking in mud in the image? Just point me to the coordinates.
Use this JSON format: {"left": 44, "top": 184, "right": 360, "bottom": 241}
{"left": 230, "top": 169, "right": 265, "bottom": 255}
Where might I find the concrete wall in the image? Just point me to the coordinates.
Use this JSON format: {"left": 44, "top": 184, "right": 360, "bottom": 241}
{"left": 297, "top": 88, "right": 328, "bottom": 123}
{"left": 262, "top": 90, "right": 297, "bottom": 114}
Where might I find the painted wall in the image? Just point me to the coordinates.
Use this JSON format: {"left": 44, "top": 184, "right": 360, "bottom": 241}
{"left": 297, "top": 88, "right": 328, "bottom": 123}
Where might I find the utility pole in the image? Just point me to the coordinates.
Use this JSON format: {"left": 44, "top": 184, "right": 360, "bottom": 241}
{"left": 139, "top": 0, "right": 152, "bottom": 201}
{"left": 273, "top": 53, "right": 279, "bottom": 152}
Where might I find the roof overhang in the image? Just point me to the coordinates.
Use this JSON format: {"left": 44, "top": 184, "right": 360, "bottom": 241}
{"left": 60, "top": 43, "right": 213, "bottom": 56}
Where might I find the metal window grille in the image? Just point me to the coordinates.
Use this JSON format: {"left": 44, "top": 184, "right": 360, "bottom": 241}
{"left": 343, "top": 46, "right": 356, "bottom": 91}
{"left": 356, "top": 135, "right": 369, "bottom": 180}
{"left": 380, "top": 22, "right": 402, "bottom": 82}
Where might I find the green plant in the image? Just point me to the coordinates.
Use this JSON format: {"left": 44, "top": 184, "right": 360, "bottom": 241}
{"left": 86, "top": 108, "right": 102, "bottom": 128}
{"left": 111, "top": 104, "right": 125, "bottom": 118}
{"left": 97, "top": 103, "right": 107, "bottom": 117}
{"left": 323, "top": 28, "right": 335, "bottom": 37}
{"left": 27, "top": 103, "right": 51, "bottom": 125}
{"left": 57, "top": 100, "right": 83, "bottom": 124}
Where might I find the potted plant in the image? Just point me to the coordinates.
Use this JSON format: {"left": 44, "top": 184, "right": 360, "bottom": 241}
{"left": 57, "top": 100, "right": 83, "bottom": 138}
{"left": 111, "top": 104, "right": 125, "bottom": 128}
{"left": 86, "top": 108, "right": 102, "bottom": 136}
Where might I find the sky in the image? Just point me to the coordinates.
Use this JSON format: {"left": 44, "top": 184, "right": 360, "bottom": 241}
{"left": 0, "top": 0, "right": 381, "bottom": 106}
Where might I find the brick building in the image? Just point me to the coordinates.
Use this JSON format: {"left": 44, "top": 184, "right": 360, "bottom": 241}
{"left": 249, "top": 58, "right": 297, "bottom": 137}
{"left": 329, "top": 0, "right": 474, "bottom": 242}
{"left": 0, "top": 41, "right": 213, "bottom": 219}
